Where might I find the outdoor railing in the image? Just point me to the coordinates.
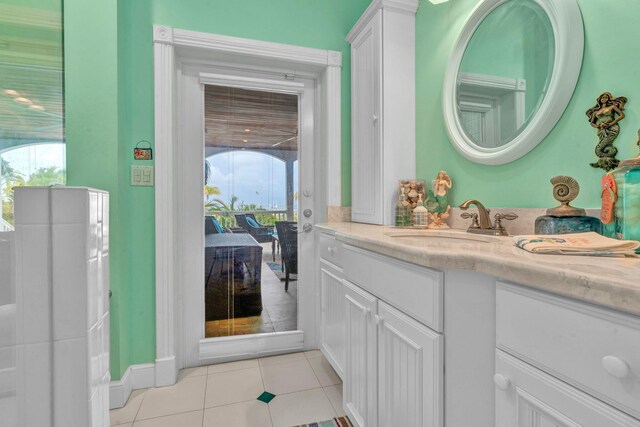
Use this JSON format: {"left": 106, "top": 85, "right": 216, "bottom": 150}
{"left": 205, "top": 210, "right": 293, "bottom": 229}
{"left": 0, "top": 217, "right": 14, "bottom": 232}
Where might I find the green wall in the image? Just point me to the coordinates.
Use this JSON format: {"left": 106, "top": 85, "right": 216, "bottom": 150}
{"left": 416, "top": 0, "right": 640, "bottom": 208}
{"left": 64, "top": 0, "right": 640, "bottom": 381}
{"left": 64, "top": 0, "right": 129, "bottom": 378}
{"left": 146, "top": 0, "right": 366, "bottom": 207}
{"left": 66, "top": 0, "right": 368, "bottom": 379}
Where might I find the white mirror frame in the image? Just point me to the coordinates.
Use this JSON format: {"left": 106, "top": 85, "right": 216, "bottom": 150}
{"left": 442, "top": 0, "right": 584, "bottom": 165}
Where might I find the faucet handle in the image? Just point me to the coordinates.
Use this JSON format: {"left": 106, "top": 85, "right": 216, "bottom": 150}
{"left": 461, "top": 212, "right": 479, "bottom": 228}
{"left": 493, "top": 213, "right": 518, "bottom": 230}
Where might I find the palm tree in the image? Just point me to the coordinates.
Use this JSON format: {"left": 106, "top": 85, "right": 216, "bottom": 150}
{"left": 204, "top": 160, "right": 211, "bottom": 185}
{"left": 1, "top": 158, "right": 21, "bottom": 187}
{"left": 206, "top": 195, "right": 239, "bottom": 212}
{"left": 26, "top": 167, "right": 65, "bottom": 186}
{"left": 1, "top": 158, "right": 26, "bottom": 226}
{"left": 1, "top": 158, "right": 25, "bottom": 202}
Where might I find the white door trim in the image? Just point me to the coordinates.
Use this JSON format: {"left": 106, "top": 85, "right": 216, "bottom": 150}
{"left": 199, "top": 72, "right": 306, "bottom": 91}
{"left": 153, "top": 25, "right": 341, "bottom": 386}
{"left": 180, "top": 67, "right": 315, "bottom": 367}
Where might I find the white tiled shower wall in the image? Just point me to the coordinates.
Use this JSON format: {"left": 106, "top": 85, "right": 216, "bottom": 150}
{"left": 0, "top": 187, "right": 110, "bottom": 427}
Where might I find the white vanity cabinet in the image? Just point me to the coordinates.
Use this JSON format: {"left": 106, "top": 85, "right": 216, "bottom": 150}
{"left": 347, "top": 0, "right": 417, "bottom": 225}
{"left": 344, "top": 280, "right": 378, "bottom": 427}
{"left": 495, "top": 282, "right": 640, "bottom": 426}
{"left": 341, "top": 244, "right": 444, "bottom": 427}
{"left": 318, "top": 232, "right": 346, "bottom": 379}
{"left": 315, "top": 224, "right": 640, "bottom": 427}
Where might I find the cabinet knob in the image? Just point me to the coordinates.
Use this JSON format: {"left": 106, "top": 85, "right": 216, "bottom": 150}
{"left": 374, "top": 314, "right": 383, "bottom": 325}
{"left": 493, "top": 373, "right": 511, "bottom": 391}
{"left": 328, "top": 246, "right": 335, "bottom": 255}
{"left": 602, "top": 355, "right": 630, "bottom": 379}
{"left": 372, "top": 115, "right": 378, "bottom": 123}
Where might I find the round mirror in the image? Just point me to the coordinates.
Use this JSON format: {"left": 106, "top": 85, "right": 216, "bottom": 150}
{"left": 443, "top": 0, "right": 583, "bottom": 165}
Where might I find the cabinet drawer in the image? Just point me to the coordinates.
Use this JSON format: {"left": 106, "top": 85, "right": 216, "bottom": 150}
{"left": 495, "top": 350, "right": 640, "bottom": 427}
{"left": 496, "top": 282, "right": 640, "bottom": 419}
{"left": 318, "top": 232, "right": 343, "bottom": 268}
{"left": 343, "top": 244, "right": 443, "bottom": 332}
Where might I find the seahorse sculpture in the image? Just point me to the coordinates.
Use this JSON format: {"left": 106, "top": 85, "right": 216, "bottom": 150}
{"left": 585, "top": 92, "right": 628, "bottom": 171}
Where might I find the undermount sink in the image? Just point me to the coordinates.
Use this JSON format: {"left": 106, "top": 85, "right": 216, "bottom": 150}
{"left": 384, "top": 228, "right": 504, "bottom": 244}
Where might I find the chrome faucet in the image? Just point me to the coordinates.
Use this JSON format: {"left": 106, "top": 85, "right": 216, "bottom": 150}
{"left": 459, "top": 199, "right": 518, "bottom": 236}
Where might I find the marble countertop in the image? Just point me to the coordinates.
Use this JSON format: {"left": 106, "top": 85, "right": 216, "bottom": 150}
{"left": 316, "top": 222, "right": 640, "bottom": 317}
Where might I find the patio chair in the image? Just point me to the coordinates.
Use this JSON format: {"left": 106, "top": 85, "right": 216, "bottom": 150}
{"left": 205, "top": 216, "right": 225, "bottom": 235}
{"left": 205, "top": 217, "right": 242, "bottom": 284}
{"left": 235, "top": 214, "right": 273, "bottom": 243}
{"left": 275, "top": 221, "right": 297, "bottom": 292}
{"left": 246, "top": 213, "right": 269, "bottom": 228}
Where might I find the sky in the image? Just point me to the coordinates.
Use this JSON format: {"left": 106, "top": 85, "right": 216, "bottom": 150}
{"left": 1, "top": 142, "right": 66, "bottom": 179}
{"left": 207, "top": 151, "right": 298, "bottom": 211}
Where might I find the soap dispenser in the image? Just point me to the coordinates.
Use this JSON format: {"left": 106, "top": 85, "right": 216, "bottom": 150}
{"left": 395, "top": 187, "right": 411, "bottom": 227}
{"left": 534, "top": 176, "right": 602, "bottom": 235}
{"left": 413, "top": 194, "right": 428, "bottom": 227}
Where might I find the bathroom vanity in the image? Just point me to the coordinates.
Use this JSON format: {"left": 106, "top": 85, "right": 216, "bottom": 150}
{"left": 315, "top": 223, "right": 640, "bottom": 427}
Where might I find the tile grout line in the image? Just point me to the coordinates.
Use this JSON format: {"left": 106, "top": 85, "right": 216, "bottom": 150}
{"left": 306, "top": 356, "right": 326, "bottom": 388}
{"left": 257, "top": 357, "right": 275, "bottom": 427}
{"left": 319, "top": 386, "right": 340, "bottom": 419}
{"left": 202, "top": 369, "right": 209, "bottom": 427}
{"left": 133, "top": 409, "right": 204, "bottom": 424}
{"left": 201, "top": 366, "right": 266, "bottom": 412}
{"left": 130, "top": 389, "right": 148, "bottom": 424}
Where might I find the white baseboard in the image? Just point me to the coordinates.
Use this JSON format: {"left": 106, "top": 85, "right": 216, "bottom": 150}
{"left": 0, "top": 367, "right": 15, "bottom": 398}
{"left": 155, "top": 356, "right": 177, "bottom": 387}
{"left": 198, "top": 330, "right": 304, "bottom": 364}
{"left": 109, "top": 367, "right": 131, "bottom": 409}
{"left": 109, "top": 363, "right": 155, "bottom": 409}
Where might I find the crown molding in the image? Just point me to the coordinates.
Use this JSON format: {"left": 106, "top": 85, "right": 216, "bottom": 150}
{"left": 346, "top": 0, "right": 419, "bottom": 43}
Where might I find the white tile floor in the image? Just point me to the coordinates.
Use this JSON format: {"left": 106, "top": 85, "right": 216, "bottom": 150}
{"left": 110, "top": 350, "right": 344, "bottom": 427}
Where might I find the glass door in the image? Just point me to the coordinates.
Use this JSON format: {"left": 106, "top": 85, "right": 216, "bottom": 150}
{"left": 203, "top": 85, "right": 299, "bottom": 338}
{"left": 179, "top": 62, "right": 317, "bottom": 366}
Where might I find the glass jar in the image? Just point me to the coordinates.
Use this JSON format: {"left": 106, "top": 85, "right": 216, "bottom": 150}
{"left": 534, "top": 215, "right": 602, "bottom": 235}
{"left": 612, "top": 163, "right": 640, "bottom": 241}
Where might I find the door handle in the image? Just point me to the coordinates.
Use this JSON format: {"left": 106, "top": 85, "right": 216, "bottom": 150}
{"left": 302, "top": 223, "right": 313, "bottom": 233}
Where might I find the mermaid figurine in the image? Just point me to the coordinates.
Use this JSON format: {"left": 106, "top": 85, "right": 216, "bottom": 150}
{"left": 586, "top": 92, "right": 627, "bottom": 171}
{"left": 426, "top": 171, "right": 452, "bottom": 229}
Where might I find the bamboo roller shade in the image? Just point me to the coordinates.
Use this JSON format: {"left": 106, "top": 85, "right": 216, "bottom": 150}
{"left": 204, "top": 84, "right": 298, "bottom": 151}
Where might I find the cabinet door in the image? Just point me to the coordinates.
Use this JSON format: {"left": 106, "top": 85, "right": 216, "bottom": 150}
{"left": 377, "top": 301, "right": 443, "bottom": 427}
{"left": 320, "top": 262, "right": 345, "bottom": 379}
{"left": 495, "top": 350, "right": 640, "bottom": 427}
{"left": 344, "top": 280, "right": 378, "bottom": 427}
{"left": 350, "top": 10, "right": 383, "bottom": 224}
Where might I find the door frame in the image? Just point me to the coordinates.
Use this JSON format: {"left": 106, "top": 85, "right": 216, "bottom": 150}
{"left": 152, "top": 25, "right": 342, "bottom": 386}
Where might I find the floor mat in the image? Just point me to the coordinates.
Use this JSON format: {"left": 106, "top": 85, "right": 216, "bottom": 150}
{"left": 292, "top": 416, "right": 352, "bottom": 427}
{"left": 267, "top": 261, "right": 297, "bottom": 281}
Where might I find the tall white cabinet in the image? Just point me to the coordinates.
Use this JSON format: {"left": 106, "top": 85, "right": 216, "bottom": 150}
{"left": 14, "top": 187, "right": 110, "bottom": 427}
{"left": 347, "top": 0, "right": 418, "bottom": 225}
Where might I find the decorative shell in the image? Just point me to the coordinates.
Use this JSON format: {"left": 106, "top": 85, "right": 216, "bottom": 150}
{"left": 550, "top": 175, "right": 580, "bottom": 203}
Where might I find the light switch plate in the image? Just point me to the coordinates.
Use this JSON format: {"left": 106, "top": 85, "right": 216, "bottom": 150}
{"left": 131, "top": 166, "right": 154, "bottom": 186}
